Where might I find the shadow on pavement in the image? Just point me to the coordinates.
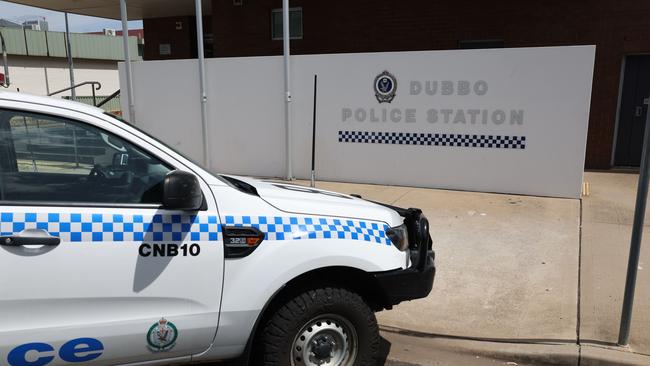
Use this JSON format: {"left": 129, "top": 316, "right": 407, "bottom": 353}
{"left": 208, "top": 335, "right": 392, "bottom": 365}
{"left": 381, "top": 325, "right": 580, "bottom": 345}
{"left": 376, "top": 335, "right": 392, "bottom": 365}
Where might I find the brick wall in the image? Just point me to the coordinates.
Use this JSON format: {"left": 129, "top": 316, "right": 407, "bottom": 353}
{"left": 144, "top": 0, "right": 650, "bottom": 169}
{"left": 143, "top": 16, "right": 212, "bottom": 60}
{"left": 143, "top": 16, "right": 196, "bottom": 60}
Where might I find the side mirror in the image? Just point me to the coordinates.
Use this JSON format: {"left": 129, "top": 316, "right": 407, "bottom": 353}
{"left": 163, "top": 170, "right": 203, "bottom": 211}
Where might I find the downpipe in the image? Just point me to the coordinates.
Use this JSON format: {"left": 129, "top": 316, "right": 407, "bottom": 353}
{"left": 1, "top": 31, "right": 9, "bottom": 87}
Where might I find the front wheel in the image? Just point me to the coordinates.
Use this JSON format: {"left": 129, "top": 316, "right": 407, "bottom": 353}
{"left": 258, "top": 287, "right": 379, "bottom": 366}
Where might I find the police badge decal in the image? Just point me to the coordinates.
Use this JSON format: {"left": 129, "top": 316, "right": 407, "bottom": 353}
{"left": 147, "top": 318, "right": 178, "bottom": 352}
{"left": 374, "top": 70, "right": 397, "bottom": 103}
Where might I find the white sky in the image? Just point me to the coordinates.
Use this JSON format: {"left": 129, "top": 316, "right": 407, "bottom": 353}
{"left": 0, "top": 1, "right": 143, "bottom": 32}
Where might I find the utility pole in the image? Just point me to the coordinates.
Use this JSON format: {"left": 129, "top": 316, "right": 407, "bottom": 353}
{"left": 0, "top": 30, "right": 9, "bottom": 87}
{"left": 282, "top": 0, "right": 293, "bottom": 180}
{"left": 618, "top": 98, "right": 650, "bottom": 346}
{"left": 120, "top": 0, "right": 136, "bottom": 124}
{"left": 64, "top": 12, "right": 75, "bottom": 100}
{"left": 195, "top": 0, "right": 210, "bottom": 170}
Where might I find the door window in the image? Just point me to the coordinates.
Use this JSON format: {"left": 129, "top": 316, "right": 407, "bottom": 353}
{"left": 0, "top": 109, "right": 172, "bottom": 204}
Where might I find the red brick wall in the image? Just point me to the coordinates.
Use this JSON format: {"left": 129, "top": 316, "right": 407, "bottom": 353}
{"left": 145, "top": 0, "right": 650, "bottom": 169}
{"left": 143, "top": 16, "right": 197, "bottom": 60}
{"left": 143, "top": 16, "right": 212, "bottom": 60}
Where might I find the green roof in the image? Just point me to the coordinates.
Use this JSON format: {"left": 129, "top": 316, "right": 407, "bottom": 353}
{"left": 0, "top": 27, "right": 142, "bottom": 61}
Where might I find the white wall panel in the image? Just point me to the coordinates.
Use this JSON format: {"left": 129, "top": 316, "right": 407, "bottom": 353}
{"left": 6, "top": 56, "right": 120, "bottom": 97}
{"left": 120, "top": 59, "right": 204, "bottom": 165}
{"left": 120, "top": 46, "right": 595, "bottom": 198}
{"left": 205, "top": 56, "right": 286, "bottom": 177}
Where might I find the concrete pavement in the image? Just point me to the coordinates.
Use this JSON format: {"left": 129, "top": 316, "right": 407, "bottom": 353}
{"left": 290, "top": 174, "right": 650, "bottom": 364}
{"left": 580, "top": 172, "right": 650, "bottom": 354}
{"left": 299, "top": 180, "right": 580, "bottom": 341}
{"left": 381, "top": 331, "right": 550, "bottom": 366}
{"left": 381, "top": 330, "right": 650, "bottom": 366}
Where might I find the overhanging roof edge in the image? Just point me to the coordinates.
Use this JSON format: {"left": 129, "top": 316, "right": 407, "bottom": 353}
{"left": 3, "top": 1, "right": 211, "bottom": 21}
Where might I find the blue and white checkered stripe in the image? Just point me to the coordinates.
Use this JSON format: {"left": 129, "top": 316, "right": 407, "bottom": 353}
{"left": 224, "top": 216, "right": 391, "bottom": 245}
{"left": 0, "top": 212, "right": 391, "bottom": 245}
{"left": 0, "top": 212, "right": 220, "bottom": 243}
{"left": 339, "top": 130, "right": 526, "bottom": 149}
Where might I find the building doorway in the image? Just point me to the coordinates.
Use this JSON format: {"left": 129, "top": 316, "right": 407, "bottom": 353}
{"left": 614, "top": 55, "right": 650, "bottom": 167}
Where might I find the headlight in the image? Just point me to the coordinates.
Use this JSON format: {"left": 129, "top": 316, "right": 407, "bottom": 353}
{"left": 386, "top": 224, "right": 409, "bottom": 251}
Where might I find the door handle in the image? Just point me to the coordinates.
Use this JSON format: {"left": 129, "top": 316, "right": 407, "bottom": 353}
{"left": 0, "top": 229, "right": 61, "bottom": 246}
{"left": 636, "top": 106, "right": 644, "bottom": 117}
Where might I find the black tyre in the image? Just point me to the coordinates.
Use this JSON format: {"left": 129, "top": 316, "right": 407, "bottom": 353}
{"left": 258, "top": 287, "right": 380, "bottom": 366}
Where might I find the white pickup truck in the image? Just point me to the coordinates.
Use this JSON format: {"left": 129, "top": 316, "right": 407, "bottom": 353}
{"left": 0, "top": 91, "right": 435, "bottom": 366}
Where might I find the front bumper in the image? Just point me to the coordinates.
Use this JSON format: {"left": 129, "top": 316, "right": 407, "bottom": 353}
{"left": 373, "top": 249, "right": 435, "bottom": 306}
{"left": 371, "top": 204, "right": 436, "bottom": 307}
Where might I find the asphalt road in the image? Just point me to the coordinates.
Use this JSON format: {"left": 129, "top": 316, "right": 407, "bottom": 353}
{"left": 213, "top": 332, "right": 538, "bottom": 366}
{"left": 380, "top": 332, "right": 538, "bottom": 366}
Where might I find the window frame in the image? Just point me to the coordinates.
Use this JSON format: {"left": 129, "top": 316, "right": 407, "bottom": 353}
{"left": 271, "top": 7, "right": 303, "bottom": 40}
{"left": 0, "top": 107, "right": 200, "bottom": 210}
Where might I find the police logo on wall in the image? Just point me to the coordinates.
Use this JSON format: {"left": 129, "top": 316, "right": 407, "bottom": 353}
{"left": 147, "top": 318, "right": 178, "bottom": 352}
{"left": 374, "top": 71, "right": 397, "bottom": 103}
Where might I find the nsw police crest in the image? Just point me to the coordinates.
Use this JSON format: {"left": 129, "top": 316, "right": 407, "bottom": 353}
{"left": 374, "top": 71, "right": 397, "bottom": 103}
{"left": 147, "top": 318, "right": 178, "bottom": 352}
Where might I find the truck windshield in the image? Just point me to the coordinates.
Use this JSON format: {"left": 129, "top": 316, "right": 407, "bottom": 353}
{"left": 102, "top": 112, "right": 228, "bottom": 184}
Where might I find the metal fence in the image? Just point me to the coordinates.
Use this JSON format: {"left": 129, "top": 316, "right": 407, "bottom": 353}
{"left": 10, "top": 116, "right": 105, "bottom": 174}
{"left": 62, "top": 95, "right": 122, "bottom": 113}
{"left": 0, "top": 26, "right": 141, "bottom": 60}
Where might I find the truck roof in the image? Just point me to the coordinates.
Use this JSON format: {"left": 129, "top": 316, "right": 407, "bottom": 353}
{"left": 0, "top": 91, "right": 107, "bottom": 118}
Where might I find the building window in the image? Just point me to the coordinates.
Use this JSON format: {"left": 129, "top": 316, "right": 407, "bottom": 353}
{"left": 458, "top": 40, "right": 504, "bottom": 49}
{"left": 271, "top": 7, "right": 303, "bottom": 40}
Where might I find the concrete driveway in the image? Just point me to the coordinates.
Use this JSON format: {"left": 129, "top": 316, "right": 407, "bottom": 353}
{"left": 291, "top": 175, "right": 650, "bottom": 364}
{"left": 580, "top": 172, "right": 650, "bottom": 354}
{"left": 296, "top": 180, "right": 581, "bottom": 341}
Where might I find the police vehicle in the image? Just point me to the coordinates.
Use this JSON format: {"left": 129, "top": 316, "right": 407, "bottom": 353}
{"left": 0, "top": 92, "right": 434, "bottom": 366}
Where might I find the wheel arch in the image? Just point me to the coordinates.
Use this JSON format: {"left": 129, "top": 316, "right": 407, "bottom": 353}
{"left": 240, "top": 265, "right": 391, "bottom": 364}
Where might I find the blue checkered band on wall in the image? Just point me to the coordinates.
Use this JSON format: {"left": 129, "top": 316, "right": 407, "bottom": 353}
{"left": 338, "top": 130, "right": 526, "bottom": 149}
{"left": 0, "top": 212, "right": 390, "bottom": 245}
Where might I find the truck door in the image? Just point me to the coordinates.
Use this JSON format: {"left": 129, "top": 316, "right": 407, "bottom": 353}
{"left": 0, "top": 108, "right": 223, "bottom": 365}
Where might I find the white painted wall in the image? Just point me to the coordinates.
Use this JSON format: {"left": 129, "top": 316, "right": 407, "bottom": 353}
{"left": 120, "top": 59, "right": 204, "bottom": 165}
{"left": 4, "top": 56, "right": 120, "bottom": 97}
{"left": 120, "top": 57, "right": 287, "bottom": 178}
{"left": 120, "top": 46, "right": 595, "bottom": 198}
